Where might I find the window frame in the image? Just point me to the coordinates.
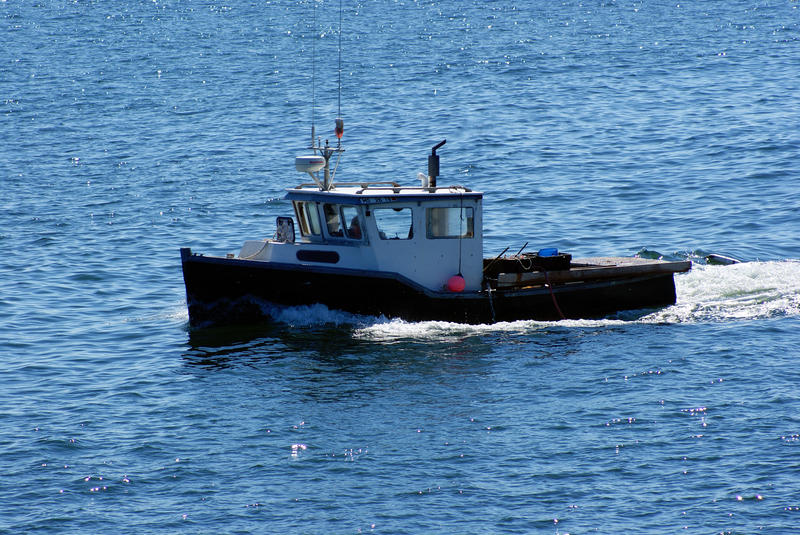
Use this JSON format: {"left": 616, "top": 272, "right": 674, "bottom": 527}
{"left": 373, "top": 207, "right": 414, "bottom": 240}
{"left": 426, "top": 206, "right": 474, "bottom": 239}
{"left": 294, "top": 201, "right": 322, "bottom": 237}
{"left": 322, "top": 203, "right": 345, "bottom": 238}
{"left": 340, "top": 205, "right": 363, "bottom": 240}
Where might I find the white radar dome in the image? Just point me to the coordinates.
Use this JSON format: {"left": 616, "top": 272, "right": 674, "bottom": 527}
{"left": 295, "top": 155, "right": 325, "bottom": 173}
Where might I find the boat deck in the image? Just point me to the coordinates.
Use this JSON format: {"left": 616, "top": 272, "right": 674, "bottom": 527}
{"left": 492, "top": 256, "right": 691, "bottom": 289}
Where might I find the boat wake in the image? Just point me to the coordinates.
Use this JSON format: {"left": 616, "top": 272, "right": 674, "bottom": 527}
{"left": 253, "top": 299, "right": 630, "bottom": 339}
{"left": 642, "top": 260, "right": 800, "bottom": 324}
{"left": 352, "top": 316, "right": 628, "bottom": 341}
{"left": 266, "top": 302, "right": 378, "bottom": 328}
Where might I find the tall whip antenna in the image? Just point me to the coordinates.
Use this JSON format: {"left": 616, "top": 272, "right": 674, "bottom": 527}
{"left": 312, "top": 0, "right": 316, "bottom": 124}
{"left": 337, "top": 0, "right": 342, "bottom": 118}
{"left": 334, "top": 0, "right": 344, "bottom": 143}
{"left": 311, "top": 0, "right": 317, "bottom": 152}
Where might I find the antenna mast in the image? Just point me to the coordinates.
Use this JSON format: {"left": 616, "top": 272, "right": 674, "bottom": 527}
{"left": 299, "top": 0, "right": 345, "bottom": 191}
{"left": 334, "top": 0, "right": 344, "bottom": 143}
{"left": 310, "top": 0, "right": 317, "bottom": 153}
{"left": 338, "top": 0, "right": 342, "bottom": 119}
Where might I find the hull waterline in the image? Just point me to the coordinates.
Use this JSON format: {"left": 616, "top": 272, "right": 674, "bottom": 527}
{"left": 181, "top": 248, "right": 681, "bottom": 327}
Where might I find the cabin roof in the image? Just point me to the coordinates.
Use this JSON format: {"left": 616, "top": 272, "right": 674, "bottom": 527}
{"left": 285, "top": 182, "right": 483, "bottom": 205}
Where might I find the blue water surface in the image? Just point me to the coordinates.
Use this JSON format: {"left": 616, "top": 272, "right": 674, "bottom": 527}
{"left": 2, "top": 0, "right": 800, "bottom": 533}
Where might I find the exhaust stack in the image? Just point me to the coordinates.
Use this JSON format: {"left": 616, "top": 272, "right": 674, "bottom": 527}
{"left": 428, "top": 139, "right": 446, "bottom": 188}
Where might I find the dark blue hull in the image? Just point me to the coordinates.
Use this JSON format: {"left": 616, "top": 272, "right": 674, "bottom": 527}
{"left": 180, "top": 248, "right": 682, "bottom": 327}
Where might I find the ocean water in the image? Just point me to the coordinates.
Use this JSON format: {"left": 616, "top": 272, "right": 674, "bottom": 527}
{"left": 2, "top": 0, "right": 800, "bottom": 533}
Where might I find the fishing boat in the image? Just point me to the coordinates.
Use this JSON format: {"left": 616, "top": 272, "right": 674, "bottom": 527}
{"left": 180, "top": 132, "right": 691, "bottom": 327}
{"left": 180, "top": 1, "right": 689, "bottom": 327}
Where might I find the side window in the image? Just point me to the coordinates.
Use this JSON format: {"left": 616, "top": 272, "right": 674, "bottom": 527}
{"left": 295, "top": 201, "right": 321, "bottom": 236}
{"left": 341, "top": 206, "right": 362, "bottom": 240}
{"left": 323, "top": 204, "right": 344, "bottom": 237}
{"left": 374, "top": 207, "right": 414, "bottom": 240}
{"left": 426, "top": 207, "right": 474, "bottom": 239}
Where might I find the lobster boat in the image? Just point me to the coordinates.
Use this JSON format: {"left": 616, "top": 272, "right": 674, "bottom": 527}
{"left": 180, "top": 134, "right": 691, "bottom": 327}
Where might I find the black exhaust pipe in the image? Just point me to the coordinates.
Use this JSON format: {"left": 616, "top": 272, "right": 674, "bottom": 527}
{"left": 428, "top": 139, "right": 446, "bottom": 188}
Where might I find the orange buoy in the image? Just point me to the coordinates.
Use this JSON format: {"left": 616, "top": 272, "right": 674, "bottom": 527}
{"left": 447, "top": 274, "right": 465, "bottom": 293}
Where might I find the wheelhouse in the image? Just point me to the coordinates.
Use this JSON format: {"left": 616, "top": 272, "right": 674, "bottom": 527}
{"left": 239, "top": 182, "right": 484, "bottom": 293}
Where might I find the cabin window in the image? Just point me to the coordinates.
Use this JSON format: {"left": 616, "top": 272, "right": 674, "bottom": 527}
{"left": 322, "top": 204, "right": 363, "bottom": 241}
{"left": 426, "top": 207, "right": 474, "bottom": 239}
{"left": 323, "top": 204, "right": 344, "bottom": 237}
{"left": 341, "top": 206, "right": 362, "bottom": 240}
{"left": 295, "top": 201, "right": 321, "bottom": 236}
{"left": 374, "top": 207, "right": 414, "bottom": 240}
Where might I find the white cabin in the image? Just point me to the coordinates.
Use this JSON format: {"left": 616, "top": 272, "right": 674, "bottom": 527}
{"left": 238, "top": 182, "right": 484, "bottom": 293}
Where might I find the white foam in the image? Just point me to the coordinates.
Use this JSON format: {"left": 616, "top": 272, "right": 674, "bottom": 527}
{"left": 353, "top": 317, "right": 629, "bottom": 341}
{"left": 643, "top": 260, "right": 800, "bottom": 323}
{"left": 263, "top": 302, "right": 373, "bottom": 327}
{"left": 252, "top": 300, "right": 626, "bottom": 340}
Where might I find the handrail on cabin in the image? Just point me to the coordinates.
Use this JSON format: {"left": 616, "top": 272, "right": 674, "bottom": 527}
{"left": 293, "top": 181, "right": 472, "bottom": 194}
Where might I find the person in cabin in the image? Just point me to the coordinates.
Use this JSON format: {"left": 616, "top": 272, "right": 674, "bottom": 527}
{"left": 348, "top": 216, "right": 362, "bottom": 239}
{"left": 324, "top": 205, "right": 343, "bottom": 237}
